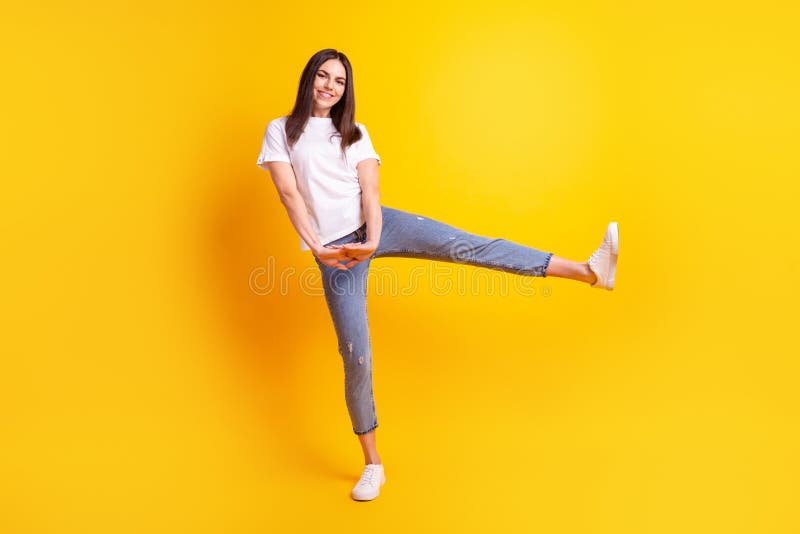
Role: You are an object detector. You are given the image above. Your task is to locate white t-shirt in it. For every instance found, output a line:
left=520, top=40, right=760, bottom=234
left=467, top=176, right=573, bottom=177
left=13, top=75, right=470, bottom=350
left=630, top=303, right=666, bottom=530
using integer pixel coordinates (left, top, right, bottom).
left=257, top=116, right=382, bottom=251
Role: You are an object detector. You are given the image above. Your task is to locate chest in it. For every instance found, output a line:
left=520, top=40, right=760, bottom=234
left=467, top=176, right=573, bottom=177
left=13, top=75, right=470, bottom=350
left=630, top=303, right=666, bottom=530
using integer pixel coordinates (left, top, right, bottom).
left=291, top=128, right=359, bottom=177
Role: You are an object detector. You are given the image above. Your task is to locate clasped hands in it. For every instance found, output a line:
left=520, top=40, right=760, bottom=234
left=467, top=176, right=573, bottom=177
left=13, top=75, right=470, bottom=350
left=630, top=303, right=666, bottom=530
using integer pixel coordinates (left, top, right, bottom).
left=314, top=241, right=378, bottom=270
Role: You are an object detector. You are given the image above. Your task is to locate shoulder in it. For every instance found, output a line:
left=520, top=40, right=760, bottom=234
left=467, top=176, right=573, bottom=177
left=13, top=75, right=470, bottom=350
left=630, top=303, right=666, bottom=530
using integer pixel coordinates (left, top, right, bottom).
left=265, top=116, right=289, bottom=137
left=355, top=121, right=374, bottom=136
left=268, top=115, right=289, bottom=128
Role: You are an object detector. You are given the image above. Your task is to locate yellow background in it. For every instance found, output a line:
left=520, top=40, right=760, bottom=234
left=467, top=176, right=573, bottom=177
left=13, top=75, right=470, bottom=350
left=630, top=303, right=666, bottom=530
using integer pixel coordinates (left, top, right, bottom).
left=2, top=1, right=799, bottom=532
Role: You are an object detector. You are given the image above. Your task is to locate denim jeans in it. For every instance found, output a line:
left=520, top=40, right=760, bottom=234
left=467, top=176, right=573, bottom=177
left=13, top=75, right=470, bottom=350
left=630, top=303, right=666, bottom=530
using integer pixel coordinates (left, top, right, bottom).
left=314, top=205, right=554, bottom=435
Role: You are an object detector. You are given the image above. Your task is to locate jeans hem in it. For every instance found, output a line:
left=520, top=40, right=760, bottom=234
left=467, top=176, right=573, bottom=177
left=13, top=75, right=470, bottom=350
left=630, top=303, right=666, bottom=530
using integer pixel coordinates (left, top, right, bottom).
left=542, top=252, right=554, bottom=278
left=353, top=422, right=378, bottom=435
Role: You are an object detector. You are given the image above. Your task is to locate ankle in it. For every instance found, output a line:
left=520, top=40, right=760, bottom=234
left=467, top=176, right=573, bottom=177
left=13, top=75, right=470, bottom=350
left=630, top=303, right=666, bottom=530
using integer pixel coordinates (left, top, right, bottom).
left=585, top=262, right=598, bottom=285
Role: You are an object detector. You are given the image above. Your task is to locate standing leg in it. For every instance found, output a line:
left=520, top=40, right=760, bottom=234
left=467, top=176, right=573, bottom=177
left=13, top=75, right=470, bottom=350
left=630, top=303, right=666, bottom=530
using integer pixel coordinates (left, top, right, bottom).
left=316, top=228, right=387, bottom=501
left=315, top=226, right=382, bottom=449
left=316, top=250, right=379, bottom=439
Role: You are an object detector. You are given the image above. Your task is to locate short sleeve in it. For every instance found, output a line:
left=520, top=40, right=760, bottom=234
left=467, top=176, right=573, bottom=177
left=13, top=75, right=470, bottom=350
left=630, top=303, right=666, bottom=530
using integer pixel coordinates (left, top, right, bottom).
left=351, top=123, right=382, bottom=167
left=257, top=118, right=291, bottom=170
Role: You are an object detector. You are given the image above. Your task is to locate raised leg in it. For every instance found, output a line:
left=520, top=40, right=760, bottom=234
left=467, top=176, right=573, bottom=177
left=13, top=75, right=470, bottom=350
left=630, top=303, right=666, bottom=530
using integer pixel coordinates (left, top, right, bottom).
left=545, top=256, right=597, bottom=284
left=374, top=205, right=554, bottom=277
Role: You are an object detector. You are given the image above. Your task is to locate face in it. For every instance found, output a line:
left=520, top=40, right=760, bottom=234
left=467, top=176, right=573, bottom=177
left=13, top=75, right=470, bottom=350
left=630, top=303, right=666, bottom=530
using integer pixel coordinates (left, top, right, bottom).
left=312, top=58, right=347, bottom=114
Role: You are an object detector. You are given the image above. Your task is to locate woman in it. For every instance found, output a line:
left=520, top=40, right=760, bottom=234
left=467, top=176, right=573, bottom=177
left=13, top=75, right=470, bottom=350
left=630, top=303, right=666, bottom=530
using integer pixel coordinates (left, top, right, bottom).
left=257, top=48, right=619, bottom=501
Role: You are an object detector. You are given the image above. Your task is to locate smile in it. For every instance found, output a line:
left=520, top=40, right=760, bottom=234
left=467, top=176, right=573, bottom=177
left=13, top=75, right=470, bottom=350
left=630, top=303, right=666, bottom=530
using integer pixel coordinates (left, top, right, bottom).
left=318, top=91, right=334, bottom=99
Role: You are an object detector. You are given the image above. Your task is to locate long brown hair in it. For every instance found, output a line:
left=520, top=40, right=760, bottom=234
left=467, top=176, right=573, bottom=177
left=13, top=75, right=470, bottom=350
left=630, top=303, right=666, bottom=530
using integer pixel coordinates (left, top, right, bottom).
left=284, top=49, right=364, bottom=157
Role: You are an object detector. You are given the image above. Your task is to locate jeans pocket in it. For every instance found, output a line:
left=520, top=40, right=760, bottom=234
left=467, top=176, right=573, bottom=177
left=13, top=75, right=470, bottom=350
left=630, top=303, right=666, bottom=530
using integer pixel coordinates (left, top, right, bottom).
left=324, top=230, right=361, bottom=248
left=354, top=223, right=368, bottom=243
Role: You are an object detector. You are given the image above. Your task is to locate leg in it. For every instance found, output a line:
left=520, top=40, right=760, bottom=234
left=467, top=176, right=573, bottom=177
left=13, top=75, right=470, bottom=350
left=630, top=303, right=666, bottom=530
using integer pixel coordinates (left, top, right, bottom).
left=316, top=230, right=387, bottom=500
left=374, top=205, right=559, bottom=278
left=373, top=205, right=597, bottom=285
left=315, top=229, right=381, bottom=449
left=356, top=429, right=381, bottom=465
left=546, top=256, right=598, bottom=284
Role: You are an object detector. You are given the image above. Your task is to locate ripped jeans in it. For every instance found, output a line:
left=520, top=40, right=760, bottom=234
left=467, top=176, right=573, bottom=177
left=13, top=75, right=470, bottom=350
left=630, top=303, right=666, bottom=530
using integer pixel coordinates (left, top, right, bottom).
left=314, top=205, right=555, bottom=435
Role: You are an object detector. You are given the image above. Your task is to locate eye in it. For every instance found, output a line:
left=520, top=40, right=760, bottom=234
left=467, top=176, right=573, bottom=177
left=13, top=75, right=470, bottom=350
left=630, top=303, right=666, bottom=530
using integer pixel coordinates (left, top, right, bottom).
left=337, top=80, right=345, bottom=86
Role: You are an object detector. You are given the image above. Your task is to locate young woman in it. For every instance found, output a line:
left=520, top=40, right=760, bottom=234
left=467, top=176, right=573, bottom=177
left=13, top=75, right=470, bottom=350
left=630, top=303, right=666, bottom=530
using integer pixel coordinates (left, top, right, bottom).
left=257, top=48, right=619, bottom=501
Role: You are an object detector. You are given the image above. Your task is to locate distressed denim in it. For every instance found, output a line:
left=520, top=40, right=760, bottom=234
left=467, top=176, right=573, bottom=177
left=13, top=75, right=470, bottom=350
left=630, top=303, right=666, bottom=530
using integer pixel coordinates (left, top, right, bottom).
left=314, top=205, right=554, bottom=435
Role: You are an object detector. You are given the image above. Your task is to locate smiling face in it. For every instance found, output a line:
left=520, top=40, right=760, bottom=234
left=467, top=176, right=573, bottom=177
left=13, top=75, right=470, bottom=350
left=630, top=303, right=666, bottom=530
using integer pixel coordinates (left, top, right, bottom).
left=312, top=58, right=347, bottom=117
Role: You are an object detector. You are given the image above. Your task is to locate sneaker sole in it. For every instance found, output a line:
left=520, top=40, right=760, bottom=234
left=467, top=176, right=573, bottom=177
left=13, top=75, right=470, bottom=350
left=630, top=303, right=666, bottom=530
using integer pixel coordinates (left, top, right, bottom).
left=351, top=473, right=386, bottom=501
left=608, top=222, right=619, bottom=255
left=607, top=222, right=618, bottom=290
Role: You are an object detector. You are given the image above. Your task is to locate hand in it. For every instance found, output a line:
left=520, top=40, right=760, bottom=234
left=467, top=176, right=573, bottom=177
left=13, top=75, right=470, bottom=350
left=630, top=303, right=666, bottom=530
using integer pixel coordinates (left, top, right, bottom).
left=313, top=244, right=351, bottom=270
left=339, top=241, right=378, bottom=268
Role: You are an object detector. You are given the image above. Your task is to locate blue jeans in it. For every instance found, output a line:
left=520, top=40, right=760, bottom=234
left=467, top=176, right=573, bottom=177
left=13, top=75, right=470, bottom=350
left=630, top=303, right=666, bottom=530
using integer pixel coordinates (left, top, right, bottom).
left=314, top=205, right=554, bottom=435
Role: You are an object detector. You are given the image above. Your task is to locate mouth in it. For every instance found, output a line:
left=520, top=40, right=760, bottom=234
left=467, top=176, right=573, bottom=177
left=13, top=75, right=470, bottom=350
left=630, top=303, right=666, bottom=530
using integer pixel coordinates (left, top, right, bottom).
left=318, top=90, right=334, bottom=100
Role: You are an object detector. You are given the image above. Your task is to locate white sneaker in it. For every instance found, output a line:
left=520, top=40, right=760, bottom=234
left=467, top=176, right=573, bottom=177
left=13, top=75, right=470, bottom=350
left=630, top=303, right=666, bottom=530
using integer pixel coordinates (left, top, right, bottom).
left=587, top=222, right=619, bottom=290
left=351, top=463, right=386, bottom=501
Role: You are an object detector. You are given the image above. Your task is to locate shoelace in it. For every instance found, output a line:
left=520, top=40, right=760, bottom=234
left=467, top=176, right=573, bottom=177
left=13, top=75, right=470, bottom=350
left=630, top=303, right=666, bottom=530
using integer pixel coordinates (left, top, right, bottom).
left=356, top=467, right=379, bottom=487
left=590, top=236, right=612, bottom=261
left=589, top=243, right=610, bottom=282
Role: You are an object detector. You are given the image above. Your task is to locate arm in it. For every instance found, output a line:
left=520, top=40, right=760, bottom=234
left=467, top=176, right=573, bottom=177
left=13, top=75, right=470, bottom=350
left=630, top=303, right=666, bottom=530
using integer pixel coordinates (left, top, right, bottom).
left=266, top=161, right=323, bottom=252
left=266, top=161, right=348, bottom=269
left=340, top=158, right=382, bottom=267
left=358, top=158, right=382, bottom=246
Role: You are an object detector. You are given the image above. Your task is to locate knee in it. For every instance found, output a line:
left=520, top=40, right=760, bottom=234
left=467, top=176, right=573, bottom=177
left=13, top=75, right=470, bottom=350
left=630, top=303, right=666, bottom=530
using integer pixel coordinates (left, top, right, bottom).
left=340, top=339, right=372, bottom=370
